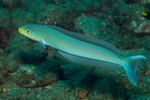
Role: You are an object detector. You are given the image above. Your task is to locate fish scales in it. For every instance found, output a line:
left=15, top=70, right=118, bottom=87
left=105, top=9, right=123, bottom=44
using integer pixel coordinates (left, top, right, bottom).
left=18, top=24, right=147, bottom=86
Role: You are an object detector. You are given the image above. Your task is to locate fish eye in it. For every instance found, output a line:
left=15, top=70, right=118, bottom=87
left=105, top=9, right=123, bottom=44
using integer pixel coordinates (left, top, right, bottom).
left=27, top=29, right=31, bottom=33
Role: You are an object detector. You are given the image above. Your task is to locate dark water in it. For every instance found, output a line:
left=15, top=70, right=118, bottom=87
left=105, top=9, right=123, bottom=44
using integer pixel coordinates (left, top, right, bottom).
left=0, top=0, right=150, bottom=99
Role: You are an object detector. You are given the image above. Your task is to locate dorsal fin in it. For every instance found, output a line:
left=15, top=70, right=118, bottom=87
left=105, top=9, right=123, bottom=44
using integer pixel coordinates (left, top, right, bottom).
left=48, top=25, right=120, bottom=55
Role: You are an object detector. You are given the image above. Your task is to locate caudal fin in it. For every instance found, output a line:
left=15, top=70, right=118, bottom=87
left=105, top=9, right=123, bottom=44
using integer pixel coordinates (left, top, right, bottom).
left=123, top=55, right=147, bottom=86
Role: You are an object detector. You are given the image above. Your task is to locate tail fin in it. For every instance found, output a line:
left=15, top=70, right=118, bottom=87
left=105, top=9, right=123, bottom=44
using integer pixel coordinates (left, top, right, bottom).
left=123, top=55, right=147, bottom=86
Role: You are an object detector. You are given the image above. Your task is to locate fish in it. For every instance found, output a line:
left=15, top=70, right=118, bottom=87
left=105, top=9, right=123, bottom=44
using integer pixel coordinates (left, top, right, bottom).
left=18, top=24, right=147, bottom=86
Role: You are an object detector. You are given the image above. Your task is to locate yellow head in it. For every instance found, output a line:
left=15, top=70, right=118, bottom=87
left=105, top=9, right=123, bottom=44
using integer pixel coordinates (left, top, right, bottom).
left=18, top=24, right=42, bottom=41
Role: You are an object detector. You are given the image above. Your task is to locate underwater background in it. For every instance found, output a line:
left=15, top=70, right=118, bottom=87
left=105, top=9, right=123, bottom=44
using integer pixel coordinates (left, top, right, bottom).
left=0, top=0, right=150, bottom=99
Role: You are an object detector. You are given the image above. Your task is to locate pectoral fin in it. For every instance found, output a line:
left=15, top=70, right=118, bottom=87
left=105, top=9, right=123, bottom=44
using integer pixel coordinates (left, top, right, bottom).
left=38, top=39, right=46, bottom=49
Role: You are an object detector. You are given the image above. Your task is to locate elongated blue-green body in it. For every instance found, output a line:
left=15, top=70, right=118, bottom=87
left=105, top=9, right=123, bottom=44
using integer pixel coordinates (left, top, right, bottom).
left=18, top=24, right=146, bottom=86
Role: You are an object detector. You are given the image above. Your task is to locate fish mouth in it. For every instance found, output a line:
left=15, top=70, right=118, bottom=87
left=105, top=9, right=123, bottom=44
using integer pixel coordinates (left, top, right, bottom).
left=18, top=27, right=27, bottom=36
left=18, top=27, right=24, bottom=34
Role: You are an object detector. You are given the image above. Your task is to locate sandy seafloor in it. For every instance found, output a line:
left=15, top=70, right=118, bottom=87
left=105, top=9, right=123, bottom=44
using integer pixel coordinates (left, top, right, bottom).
left=0, top=0, right=150, bottom=99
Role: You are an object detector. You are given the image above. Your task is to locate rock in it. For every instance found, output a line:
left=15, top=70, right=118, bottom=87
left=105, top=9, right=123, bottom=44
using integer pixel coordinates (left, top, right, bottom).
left=33, top=81, right=76, bottom=100
left=36, top=5, right=72, bottom=26
left=6, top=33, right=47, bottom=64
left=0, top=30, right=9, bottom=48
left=113, top=3, right=149, bottom=34
left=60, top=64, right=89, bottom=83
left=0, top=86, right=3, bottom=94
left=11, top=9, right=35, bottom=28
left=138, top=22, right=150, bottom=34
left=122, top=48, right=149, bottom=59
left=0, top=68, right=8, bottom=85
left=0, top=7, right=11, bottom=30
left=9, top=59, right=62, bottom=88
left=19, top=44, right=47, bottom=64
left=142, top=36, right=150, bottom=50
left=1, top=0, right=21, bottom=9
left=75, top=16, right=101, bottom=37
left=5, top=34, right=30, bottom=53
left=71, top=0, right=101, bottom=12
left=130, top=95, right=150, bottom=100
left=77, top=89, right=90, bottom=99
left=22, top=0, right=47, bottom=14
left=0, top=82, right=29, bottom=99
left=0, top=54, right=18, bottom=82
